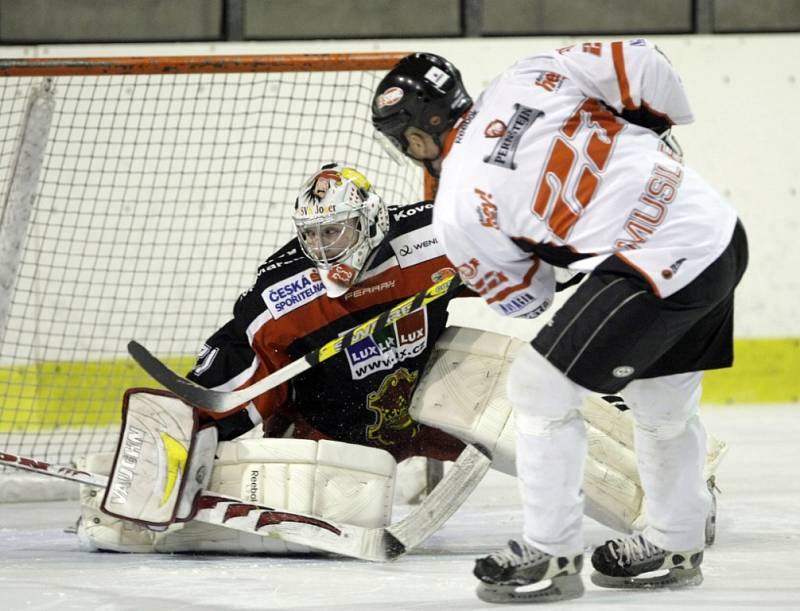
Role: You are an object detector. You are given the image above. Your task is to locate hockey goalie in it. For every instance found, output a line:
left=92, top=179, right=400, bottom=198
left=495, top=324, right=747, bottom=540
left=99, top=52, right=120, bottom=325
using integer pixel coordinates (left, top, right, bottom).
left=77, top=164, right=726, bottom=556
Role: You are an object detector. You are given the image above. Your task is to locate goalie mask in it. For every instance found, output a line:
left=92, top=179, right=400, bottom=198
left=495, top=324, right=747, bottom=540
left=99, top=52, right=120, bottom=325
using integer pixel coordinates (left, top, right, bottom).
left=293, top=164, right=389, bottom=298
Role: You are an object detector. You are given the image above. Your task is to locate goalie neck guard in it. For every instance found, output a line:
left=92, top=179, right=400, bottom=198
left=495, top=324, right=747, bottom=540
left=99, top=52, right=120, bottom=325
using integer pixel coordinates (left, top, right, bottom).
left=293, top=163, right=389, bottom=298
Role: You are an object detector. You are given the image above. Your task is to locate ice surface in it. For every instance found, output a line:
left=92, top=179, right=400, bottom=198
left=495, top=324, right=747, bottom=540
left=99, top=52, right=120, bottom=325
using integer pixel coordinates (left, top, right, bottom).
left=1, top=404, right=798, bottom=610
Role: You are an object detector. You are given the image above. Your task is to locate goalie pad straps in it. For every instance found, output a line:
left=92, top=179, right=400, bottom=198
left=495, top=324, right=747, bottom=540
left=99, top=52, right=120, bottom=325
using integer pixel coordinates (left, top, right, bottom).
left=175, top=425, right=217, bottom=522
left=102, top=389, right=216, bottom=528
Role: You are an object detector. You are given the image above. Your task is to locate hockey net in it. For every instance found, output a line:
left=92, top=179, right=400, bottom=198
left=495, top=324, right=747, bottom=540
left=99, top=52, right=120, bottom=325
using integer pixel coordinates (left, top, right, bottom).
left=0, top=53, right=424, bottom=501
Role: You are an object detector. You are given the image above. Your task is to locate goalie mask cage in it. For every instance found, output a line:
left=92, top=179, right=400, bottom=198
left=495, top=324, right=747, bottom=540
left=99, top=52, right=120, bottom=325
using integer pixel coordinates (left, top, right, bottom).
left=0, top=53, right=424, bottom=501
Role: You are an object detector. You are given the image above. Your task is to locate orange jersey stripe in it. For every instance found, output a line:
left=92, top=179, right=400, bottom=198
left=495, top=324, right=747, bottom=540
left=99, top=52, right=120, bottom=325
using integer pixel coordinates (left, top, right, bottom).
left=611, top=41, right=636, bottom=111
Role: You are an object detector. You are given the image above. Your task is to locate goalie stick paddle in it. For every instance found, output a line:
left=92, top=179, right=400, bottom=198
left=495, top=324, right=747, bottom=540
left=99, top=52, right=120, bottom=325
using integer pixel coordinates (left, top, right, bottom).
left=0, top=442, right=490, bottom=562
left=128, top=273, right=461, bottom=411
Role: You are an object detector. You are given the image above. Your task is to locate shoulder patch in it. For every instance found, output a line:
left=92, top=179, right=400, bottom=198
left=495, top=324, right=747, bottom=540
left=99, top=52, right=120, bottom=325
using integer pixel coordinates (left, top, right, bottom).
left=389, top=201, right=434, bottom=224
left=262, top=268, right=324, bottom=319
left=390, top=224, right=442, bottom=268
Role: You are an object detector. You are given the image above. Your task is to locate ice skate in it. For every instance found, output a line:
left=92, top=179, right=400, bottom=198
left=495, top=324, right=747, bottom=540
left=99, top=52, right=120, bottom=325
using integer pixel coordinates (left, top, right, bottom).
left=591, top=533, right=703, bottom=589
left=474, top=539, right=584, bottom=604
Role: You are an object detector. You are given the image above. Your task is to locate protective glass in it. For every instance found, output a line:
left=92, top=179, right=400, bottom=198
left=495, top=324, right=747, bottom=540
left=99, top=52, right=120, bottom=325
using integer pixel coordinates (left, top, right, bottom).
left=294, top=212, right=364, bottom=268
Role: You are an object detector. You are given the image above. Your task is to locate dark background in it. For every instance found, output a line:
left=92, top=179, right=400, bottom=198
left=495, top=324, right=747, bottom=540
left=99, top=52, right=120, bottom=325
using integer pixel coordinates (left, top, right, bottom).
left=1, top=0, right=798, bottom=44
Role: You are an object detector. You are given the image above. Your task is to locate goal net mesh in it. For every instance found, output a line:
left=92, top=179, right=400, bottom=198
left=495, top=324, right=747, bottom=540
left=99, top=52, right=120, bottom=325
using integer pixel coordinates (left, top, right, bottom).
left=0, top=55, right=422, bottom=489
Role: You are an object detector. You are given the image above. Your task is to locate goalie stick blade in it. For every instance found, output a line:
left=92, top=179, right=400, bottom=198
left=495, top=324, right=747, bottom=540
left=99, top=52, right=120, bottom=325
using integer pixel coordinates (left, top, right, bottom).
left=126, top=340, right=232, bottom=409
left=385, top=444, right=491, bottom=555
left=127, top=340, right=310, bottom=411
left=0, top=450, right=108, bottom=488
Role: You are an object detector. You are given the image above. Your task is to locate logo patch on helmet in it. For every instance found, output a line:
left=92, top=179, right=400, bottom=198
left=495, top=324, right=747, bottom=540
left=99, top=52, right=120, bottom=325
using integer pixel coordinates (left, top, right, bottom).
left=423, top=66, right=450, bottom=90
left=377, top=86, right=404, bottom=109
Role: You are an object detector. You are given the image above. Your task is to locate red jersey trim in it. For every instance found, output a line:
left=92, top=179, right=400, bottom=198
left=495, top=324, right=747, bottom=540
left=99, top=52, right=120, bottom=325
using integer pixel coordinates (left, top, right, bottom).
left=486, top=258, right=541, bottom=304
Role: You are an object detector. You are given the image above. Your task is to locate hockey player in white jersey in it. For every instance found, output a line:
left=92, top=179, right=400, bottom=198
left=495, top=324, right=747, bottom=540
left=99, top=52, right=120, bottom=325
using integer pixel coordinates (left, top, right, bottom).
left=373, top=40, right=748, bottom=602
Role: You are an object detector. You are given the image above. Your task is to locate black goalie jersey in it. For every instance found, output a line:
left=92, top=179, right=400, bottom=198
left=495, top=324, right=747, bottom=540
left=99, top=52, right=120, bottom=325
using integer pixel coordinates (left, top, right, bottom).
left=187, top=201, right=468, bottom=459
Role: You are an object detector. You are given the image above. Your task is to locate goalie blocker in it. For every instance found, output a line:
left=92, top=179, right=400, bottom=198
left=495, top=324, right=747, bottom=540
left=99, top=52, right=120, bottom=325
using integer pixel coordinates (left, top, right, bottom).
left=80, top=327, right=726, bottom=553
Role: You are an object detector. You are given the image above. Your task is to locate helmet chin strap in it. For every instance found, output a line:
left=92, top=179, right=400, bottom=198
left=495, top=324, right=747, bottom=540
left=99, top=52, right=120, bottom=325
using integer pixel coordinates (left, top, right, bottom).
left=422, top=159, right=440, bottom=179
left=417, top=134, right=444, bottom=179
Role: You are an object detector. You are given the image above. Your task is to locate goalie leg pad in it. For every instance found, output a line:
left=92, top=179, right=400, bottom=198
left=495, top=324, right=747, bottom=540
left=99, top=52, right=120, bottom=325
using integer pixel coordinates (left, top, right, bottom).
left=156, top=438, right=397, bottom=554
left=209, top=438, right=397, bottom=528
left=79, top=438, right=397, bottom=554
left=410, top=326, right=522, bottom=475
left=77, top=452, right=159, bottom=553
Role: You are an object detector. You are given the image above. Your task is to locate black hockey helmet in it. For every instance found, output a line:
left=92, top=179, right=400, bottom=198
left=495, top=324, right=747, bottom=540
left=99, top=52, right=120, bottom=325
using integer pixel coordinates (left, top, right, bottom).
left=371, top=52, right=472, bottom=156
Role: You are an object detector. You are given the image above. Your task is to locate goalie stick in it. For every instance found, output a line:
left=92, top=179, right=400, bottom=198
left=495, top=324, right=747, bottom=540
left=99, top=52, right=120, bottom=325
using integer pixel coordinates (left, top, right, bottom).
left=0, top=441, right=490, bottom=561
left=128, top=273, right=461, bottom=411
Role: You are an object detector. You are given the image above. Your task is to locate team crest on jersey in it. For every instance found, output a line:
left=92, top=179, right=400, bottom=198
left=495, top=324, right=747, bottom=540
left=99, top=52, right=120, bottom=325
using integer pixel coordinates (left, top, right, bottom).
left=457, top=258, right=480, bottom=281
left=483, top=104, right=543, bottom=170
left=534, top=71, right=565, bottom=93
left=457, top=258, right=509, bottom=297
left=484, top=120, right=507, bottom=138
left=474, top=188, right=499, bottom=229
left=345, top=309, right=428, bottom=380
left=263, top=268, right=324, bottom=319
left=366, top=367, right=420, bottom=446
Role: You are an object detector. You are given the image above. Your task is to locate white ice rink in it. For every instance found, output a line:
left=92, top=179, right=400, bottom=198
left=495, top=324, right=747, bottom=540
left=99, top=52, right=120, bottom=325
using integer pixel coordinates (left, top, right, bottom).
left=2, top=404, right=798, bottom=610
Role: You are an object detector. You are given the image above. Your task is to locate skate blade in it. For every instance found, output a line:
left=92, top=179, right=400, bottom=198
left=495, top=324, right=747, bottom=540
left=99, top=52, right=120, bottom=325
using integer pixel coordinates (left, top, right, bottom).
left=476, top=574, right=584, bottom=604
left=591, top=566, right=703, bottom=590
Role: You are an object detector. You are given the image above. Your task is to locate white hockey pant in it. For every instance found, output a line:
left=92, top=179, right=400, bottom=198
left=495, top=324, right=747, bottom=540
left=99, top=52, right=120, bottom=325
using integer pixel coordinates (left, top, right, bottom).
left=507, top=344, right=590, bottom=557
left=625, top=371, right=712, bottom=551
left=508, top=344, right=711, bottom=555
left=408, top=326, right=726, bottom=542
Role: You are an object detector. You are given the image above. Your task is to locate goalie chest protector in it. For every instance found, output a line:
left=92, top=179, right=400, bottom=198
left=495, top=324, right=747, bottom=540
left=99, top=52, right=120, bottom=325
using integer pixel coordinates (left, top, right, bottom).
left=190, top=202, right=461, bottom=451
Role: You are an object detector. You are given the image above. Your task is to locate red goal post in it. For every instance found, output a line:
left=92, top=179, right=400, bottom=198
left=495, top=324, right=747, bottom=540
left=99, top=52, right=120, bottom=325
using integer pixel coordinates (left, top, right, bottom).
left=0, top=52, right=403, bottom=76
left=0, top=52, right=427, bottom=500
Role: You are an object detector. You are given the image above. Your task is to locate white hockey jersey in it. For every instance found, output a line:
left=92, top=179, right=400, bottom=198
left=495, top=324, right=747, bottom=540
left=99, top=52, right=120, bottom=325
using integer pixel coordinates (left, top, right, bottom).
left=434, top=39, right=738, bottom=319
